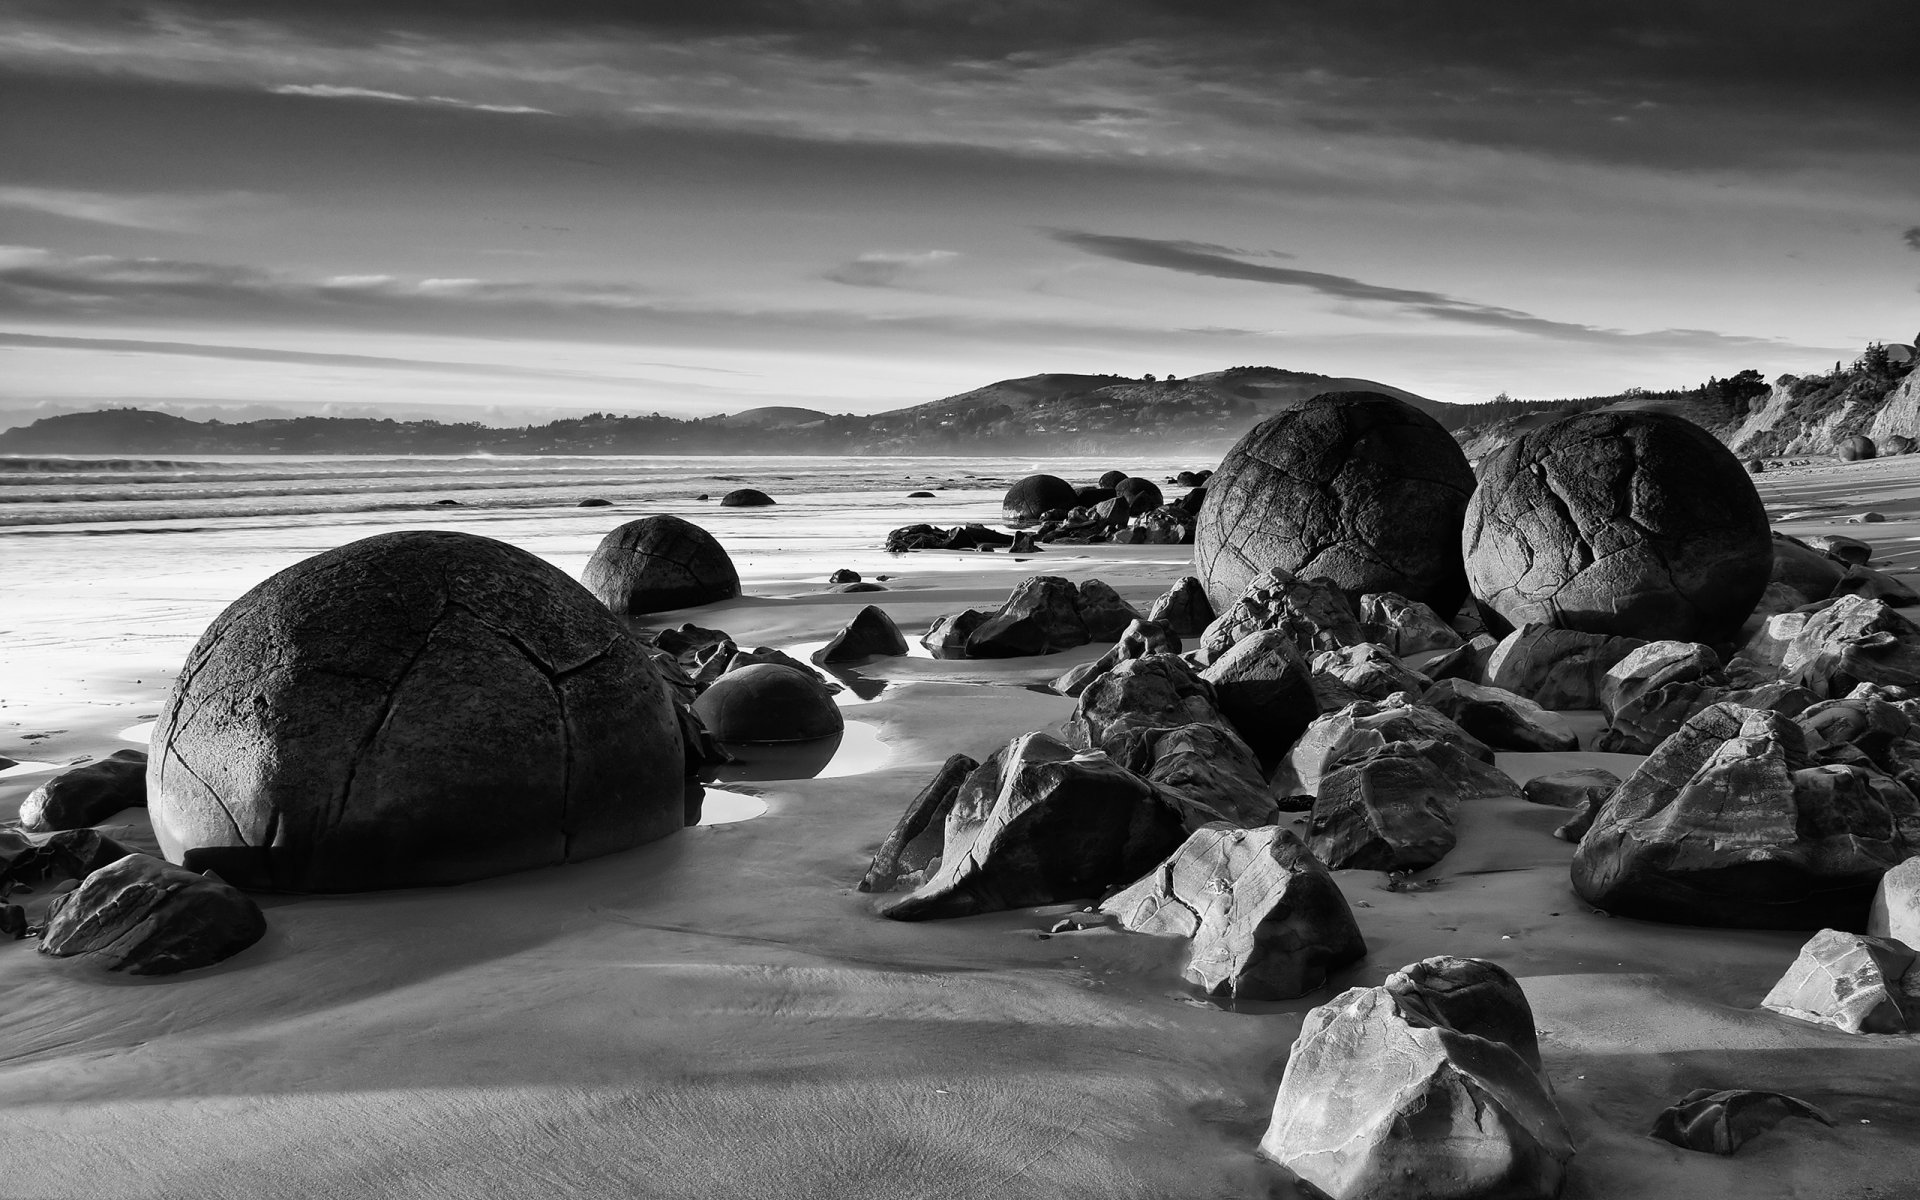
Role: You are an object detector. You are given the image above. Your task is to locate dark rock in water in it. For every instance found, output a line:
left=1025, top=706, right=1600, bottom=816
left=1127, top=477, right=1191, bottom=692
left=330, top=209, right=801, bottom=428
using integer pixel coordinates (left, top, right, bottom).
left=1465, top=410, right=1771, bottom=643
left=583, top=515, right=741, bottom=617
left=1308, top=742, right=1459, bottom=872
left=1010, top=530, right=1040, bottom=554
left=1871, top=856, right=1920, bottom=945
left=1195, top=392, right=1476, bottom=615
left=19, top=749, right=147, bottom=832
left=1311, top=643, right=1431, bottom=703
left=39, top=853, right=266, bottom=975
left=1076, top=579, right=1144, bottom=642
left=149, top=531, right=686, bottom=892
left=1003, top=474, right=1078, bottom=524
left=1523, top=768, right=1619, bottom=811
left=695, top=493, right=710, bottom=501
left=1807, top=534, right=1872, bottom=565
left=1101, top=824, right=1365, bottom=1000
left=829, top=581, right=887, bottom=593
left=1052, top=618, right=1180, bottom=698
left=1064, top=655, right=1224, bottom=752
left=859, top=753, right=978, bottom=893
left=829, top=568, right=861, bottom=584
left=1384, top=956, right=1545, bottom=1076
left=1102, top=721, right=1276, bottom=829
left=693, top=663, right=842, bottom=742
left=907, top=491, right=935, bottom=498
left=921, top=608, right=991, bottom=658
left=1277, top=694, right=1493, bottom=797
left=1147, top=576, right=1215, bottom=638
left=1784, top=595, right=1920, bottom=697
left=1175, top=470, right=1201, bottom=486
left=818, top=605, right=908, bottom=663
left=1771, top=532, right=1848, bottom=605
left=1486, top=624, right=1646, bottom=710
left=720, top=488, right=776, bottom=507
left=1571, top=703, right=1920, bottom=928
left=1833, top=563, right=1920, bottom=606
left=1260, top=971, right=1573, bottom=1200
left=1761, top=927, right=1917, bottom=1034
left=1421, top=678, right=1578, bottom=752
left=1115, top=477, right=1163, bottom=514
left=880, top=732, right=1187, bottom=920
left=431, top=498, right=461, bottom=506
left=1857, top=511, right=1888, bottom=523
left=724, top=645, right=833, bottom=690
left=1199, top=566, right=1366, bottom=662
left=1098, top=469, right=1130, bottom=489
left=577, top=497, right=613, bottom=507
left=1359, top=592, right=1464, bottom=658
left=1198, top=630, right=1320, bottom=768
left=1650, top=1088, right=1832, bottom=1155
left=1839, top=434, right=1876, bottom=461
left=965, top=575, right=1090, bottom=658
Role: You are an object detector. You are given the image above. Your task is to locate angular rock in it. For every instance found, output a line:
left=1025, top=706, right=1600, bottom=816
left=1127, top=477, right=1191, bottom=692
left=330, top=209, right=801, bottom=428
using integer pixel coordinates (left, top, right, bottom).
left=818, top=605, right=908, bottom=663
left=880, top=733, right=1188, bottom=920
left=1359, top=592, right=1465, bottom=657
left=39, top=853, right=266, bottom=975
left=1421, top=633, right=1498, bottom=684
left=965, top=576, right=1091, bottom=658
left=1522, top=768, right=1620, bottom=810
left=1101, top=722, right=1277, bottom=829
left=1594, top=640, right=1729, bottom=754
left=1198, top=629, right=1320, bottom=768
left=1198, top=566, right=1366, bottom=662
left=1064, top=655, right=1225, bottom=753
left=1100, top=824, right=1365, bottom=1000
left=1311, top=643, right=1431, bottom=703
left=1870, top=856, right=1920, bottom=945
left=921, top=608, right=990, bottom=659
left=692, top=663, right=843, bottom=742
left=1486, top=624, right=1646, bottom=710
left=582, top=515, right=741, bottom=616
left=1147, top=576, right=1215, bottom=638
left=1601, top=641, right=1722, bottom=721
left=1308, top=742, right=1459, bottom=872
left=1834, top=563, right=1920, bottom=606
left=1421, top=678, right=1578, bottom=752
left=858, top=753, right=979, bottom=893
left=1076, top=579, right=1145, bottom=642
left=1384, top=956, right=1545, bottom=1076
left=1276, top=695, right=1493, bottom=798
left=1784, top=594, right=1920, bottom=698
left=1761, top=927, right=1916, bottom=1034
left=1649, top=1088, right=1833, bottom=1155
left=1808, top=534, right=1873, bottom=566
left=19, top=749, right=148, bottom=832
left=1771, top=532, right=1850, bottom=606
left=1052, top=618, right=1181, bottom=699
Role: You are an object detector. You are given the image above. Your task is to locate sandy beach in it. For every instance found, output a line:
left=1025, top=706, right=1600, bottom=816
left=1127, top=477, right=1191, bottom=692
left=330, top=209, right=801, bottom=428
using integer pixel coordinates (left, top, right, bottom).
left=4, top=453, right=1920, bottom=1199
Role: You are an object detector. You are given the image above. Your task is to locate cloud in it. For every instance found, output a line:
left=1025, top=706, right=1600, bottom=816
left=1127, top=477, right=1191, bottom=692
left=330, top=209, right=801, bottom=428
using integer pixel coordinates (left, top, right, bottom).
left=0, top=185, right=258, bottom=230
left=268, top=84, right=549, bottom=114
left=1049, top=229, right=1785, bottom=351
left=1905, top=226, right=1920, bottom=252
left=823, top=249, right=958, bottom=288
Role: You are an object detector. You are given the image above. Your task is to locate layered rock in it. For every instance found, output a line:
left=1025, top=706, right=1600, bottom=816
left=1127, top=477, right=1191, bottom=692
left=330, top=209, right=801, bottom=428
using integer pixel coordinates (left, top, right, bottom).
left=1198, top=566, right=1367, bottom=662
left=1870, top=856, right=1920, bottom=945
left=1100, top=722, right=1278, bottom=829
left=1760, top=928, right=1917, bottom=1034
left=1359, top=592, right=1464, bottom=658
left=1485, top=624, right=1646, bottom=710
left=858, top=753, right=978, bottom=893
left=39, top=853, right=266, bottom=975
left=1308, top=742, right=1460, bottom=872
left=1784, top=595, right=1920, bottom=697
left=1421, top=678, right=1579, bottom=753
left=1063, top=655, right=1225, bottom=753
left=1276, top=695, right=1493, bottom=798
left=1311, top=643, right=1432, bottom=703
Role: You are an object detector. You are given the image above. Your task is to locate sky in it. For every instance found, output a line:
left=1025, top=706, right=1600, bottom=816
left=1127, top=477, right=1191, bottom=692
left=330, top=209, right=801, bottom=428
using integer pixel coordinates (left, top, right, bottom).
left=2, top=0, right=1918, bottom=425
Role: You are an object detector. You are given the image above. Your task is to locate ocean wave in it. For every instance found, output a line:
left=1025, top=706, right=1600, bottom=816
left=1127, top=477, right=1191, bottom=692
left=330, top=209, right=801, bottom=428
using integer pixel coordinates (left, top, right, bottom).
left=0, top=457, right=217, bottom=473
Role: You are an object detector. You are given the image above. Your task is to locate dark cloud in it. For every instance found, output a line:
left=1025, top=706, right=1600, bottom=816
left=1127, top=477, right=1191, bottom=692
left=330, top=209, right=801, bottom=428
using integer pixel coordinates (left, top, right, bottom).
left=1905, top=226, right=1920, bottom=252
left=823, top=250, right=958, bottom=288
left=1050, top=229, right=1784, bottom=352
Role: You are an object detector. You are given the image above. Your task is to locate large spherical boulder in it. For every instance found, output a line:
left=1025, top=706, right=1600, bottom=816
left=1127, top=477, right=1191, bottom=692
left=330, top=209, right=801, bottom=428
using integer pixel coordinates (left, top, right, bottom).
left=1464, top=411, right=1770, bottom=644
left=148, top=531, right=687, bottom=892
left=1003, top=474, right=1078, bottom=524
left=1838, top=435, right=1876, bottom=462
left=581, top=515, right=740, bottom=617
left=1194, top=392, right=1476, bottom=613
left=692, top=663, right=843, bottom=742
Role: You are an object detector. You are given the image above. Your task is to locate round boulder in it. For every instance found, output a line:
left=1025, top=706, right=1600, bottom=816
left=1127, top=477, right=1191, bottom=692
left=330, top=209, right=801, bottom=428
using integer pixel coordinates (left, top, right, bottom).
left=720, top=488, right=776, bottom=507
left=693, top=663, right=843, bottom=742
left=1115, top=477, right=1164, bottom=513
left=581, top=515, right=740, bottom=617
left=1746, top=459, right=1765, bottom=474
left=1839, top=435, right=1876, bottom=462
left=1003, top=474, right=1078, bottom=524
left=1464, top=410, right=1770, bottom=643
left=1886, top=435, right=1916, bottom=456
left=1194, top=392, right=1476, bottom=613
left=1098, top=469, right=1130, bottom=489
left=148, top=531, right=687, bottom=892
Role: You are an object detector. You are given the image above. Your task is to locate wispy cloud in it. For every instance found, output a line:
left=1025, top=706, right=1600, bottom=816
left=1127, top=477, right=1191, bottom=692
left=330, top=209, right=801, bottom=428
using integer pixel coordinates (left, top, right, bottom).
left=824, top=249, right=958, bottom=288
left=0, top=185, right=259, bottom=230
left=268, top=84, right=549, bottom=115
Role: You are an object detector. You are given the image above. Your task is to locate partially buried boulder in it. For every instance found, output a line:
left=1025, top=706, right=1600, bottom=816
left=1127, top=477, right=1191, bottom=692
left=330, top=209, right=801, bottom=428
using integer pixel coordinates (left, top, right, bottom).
left=719, top=488, right=775, bottom=507
left=1421, top=678, right=1578, bottom=753
left=1146, top=576, right=1215, bottom=638
left=39, top=853, right=266, bottom=975
left=1650, top=1089, right=1833, bottom=1155
left=1486, top=624, right=1646, bottom=710
left=1098, top=469, right=1129, bottom=489
left=19, top=749, right=147, bottom=832
left=1839, top=434, right=1876, bottom=462
left=818, top=605, right=907, bottom=663
left=965, top=575, right=1090, bottom=657
left=1308, top=741, right=1460, bottom=872
left=920, top=608, right=990, bottom=659
left=858, top=753, right=978, bottom=893
left=1761, top=927, right=1916, bottom=1034
left=1523, top=768, right=1619, bottom=810
left=581, top=514, right=741, bottom=616
left=1199, top=630, right=1320, bottom=768
left=1464, top=410, right=1772, bottom=643
left=693, top=663, right=842, bottom=742
left=1194, top=392, right=1476, bottom=615
left=149, top=531, right=687, bottom=892
left=1100, top=824, right=1365, bottom=1000
left=1003, top=474, right=1078, bottom=524
left=1114, top=477, right=1163, bottom=514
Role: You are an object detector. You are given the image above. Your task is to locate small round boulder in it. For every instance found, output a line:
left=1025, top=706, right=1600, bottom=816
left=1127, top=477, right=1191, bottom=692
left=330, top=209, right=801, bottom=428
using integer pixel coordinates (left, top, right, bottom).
left=1746, top=459, right=1765, bottom=474
left=1098, top=469, right=1130, bottom=489
left=1115, top=477, right=1163, bottom=513
left=1464, top=410, right=1770, bottom=643
left=148, top=531, right=687, bottom=892
left=1194, top=392, right=1476, bottom=613
left=582, top=515, right=741, bottom=616
left=692, top=664, right=843, bottom=742
left=1839, top=435, right=1876, bottom=462
left=1003, top=474, right=1078, bottom=524
left=721, top=488, right=776, bottom=507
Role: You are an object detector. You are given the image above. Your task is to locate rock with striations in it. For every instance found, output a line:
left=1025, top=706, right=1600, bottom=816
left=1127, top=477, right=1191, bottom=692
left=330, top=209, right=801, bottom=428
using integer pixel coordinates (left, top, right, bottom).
left=1076, top=579, right=1145, bottom=642
left=1464, top=410, right=1772, bottom=643
left=1198, top=629, right=1321, bottom=769
left=1311, top=643, right=1432, bottom=703
left=1421, top=678, right=1579, bottom=752
left=19, top=749, right=148, bottom=832
left=965, top=575, right=1091, bottom=658
left=1260, top=972, right=1573, bottom=1200
left=1277, top=694, right=1493, bottom=798
left=1147, top=576, right=1215, bottom=638
left=693, top=663, right=842, bottom=742
left=1594, top=640, right=1729, bottom=754
left=1100, top=721, right=1278, bottom=829
left=1421, top=633, right=1499, bottom=684
left=1838, top=434, right=1877, bottom=461
left=1195, top=391, right=1476, bottom=616
left=858, top=753, right=979, bottom=893
left=1523, top=767, right=1620, bottom=811
left=1384, top=956, right=1546, bottom=1076
left=1053, top=618, right=1180, bottom=699
left=1649, top=1088, right=1833, bottom=1155
left=148, top=531, right=687, bottom=892
left=880, top=733, right=1188, bottom=920
left=1359, top=592, right=1464, bottom=658
left=1486, top=624, right=1646, bottom=710
left=1064, top=655, right=1225, bottom=753
left=1761, top=927, right=1916, bottom=1034
left=1869, top=856, right=1920, bottom=945
left=818, top=605, right=908, bottom=663
left=1101, top=824, right=1365, bottom=1000
left=1783, top=594, right=1920, bottom=698
left=39, top=853, right=266, bottom=975
left=1572, top=703, right=1920, bottom=927
left=719, top=488, right=776, bottom=507
left=920, top=608, right=990, bottom=659
left=1198, top=566, right=1366, bottom=662
left=1308, top=741, right=1461, bottom=872
left=1003, top=474, right=1079, bottom=524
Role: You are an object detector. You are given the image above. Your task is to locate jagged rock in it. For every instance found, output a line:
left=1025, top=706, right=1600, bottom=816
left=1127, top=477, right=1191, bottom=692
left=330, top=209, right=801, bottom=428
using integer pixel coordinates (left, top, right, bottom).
left=1421, top=679, right=1578, bottom=752
left=1486, top=624, right=1646, bottom=710
left=1260, top=977, right=1573, bottom=1200
left=1593, top=640, right=1726, bottom=754
left=19, top=749, right=148, bottom=832
left=1808, top=534, right=1873, bottom=566
left=1064, top=655, right=1225, bottom=752
left=1465, top=410, right=1771, bottom=643
left=1523, top=768, right=1620, bottom=810
left=1076, top=579, right=1144, bottom=642
left=1839, top=434, right=1877, bottom=461
left=1052, top=619, right=1180, bottom=698
left=149, top=531, right=686, bottom=892
left=1384, top=956, right=1545, bottom=1076
left=1311, top=643, right=1431, bottom=703
left=1146, top=576, right=1215, bottom=638
left=1650, top=1088, right=1833, bottom=1155
left=829, top=568, right=862, bottom=583
left=1761, top=928, right=1916, bottom=1034
left=1100, top=824, right=1365, bottom=1000
left=881, top=733, right=1187, bottom=920
left=1421, top=633, right=1498, bottom=684
left=1309, top=742, right=1460, bottom=872
left=1195, top=391, right=1476, bottom=615
left=1101, top=722, right=1277, bottom=829
left=818, top=605, right=908, bottom=663
left=1276, top=695, right=1493, bottom=798
left=582, top=515, right=741, bottom=616
left=1834, top=563, right=1920, bottom=606
left=858, top=753, right=979, bottom=893
left=965, top=575, right=1091, bottom=658
left=884, top=523, right=1013, bottom=552
left=1359, top=592, right=1464, bottom=657
left=693, top=663, right=843, bottom=742
left=1869, top=857, right=1920, bottom=945
left=1130, top=507, right=1193, bottom=545
left=719, top=488, right=775, bottom=507
left=1771, top=532, right=1848, bottom=605
left=1783, top=594, right=1920, bottom=697
left=39, top=853, right=266, bottom=975
left=1198, top=629, right=1320, bottom=768
left=921, top=609, right=990, bottom=658
left=1198, top=566, right=1366, bottom=662
left=1003, top=474, right=1078, bottom=524
left=1572, top=703, right=1920, bottom=927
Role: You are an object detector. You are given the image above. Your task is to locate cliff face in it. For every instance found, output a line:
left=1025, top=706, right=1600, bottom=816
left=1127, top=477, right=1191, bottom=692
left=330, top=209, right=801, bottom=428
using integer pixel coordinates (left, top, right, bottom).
left=1722, top=370, right=1920, bottom=457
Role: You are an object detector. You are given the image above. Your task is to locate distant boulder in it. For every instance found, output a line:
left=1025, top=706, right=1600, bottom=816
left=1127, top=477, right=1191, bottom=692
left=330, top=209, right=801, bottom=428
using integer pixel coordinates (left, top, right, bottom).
left=1003, top=474, right=1078, bottom=524
left=1885, top=435, right=1916, bottom=456
left=693, top=663, right=842, bottom=742
left=1097, top=469, right=1130, bottom=489
left=720, top=488, right=775, bottom=507
left=818, top=605, right=908, bottom=663
left=1747, top=459, right=1765, bottom=474
left=1838, top=435, right=1877, bottom=462
left=829, top=568, right=862, bottom=583
left=965, top=575, right=1090, bottom=657
left=582, top=515, right=741, bottom=616
left=577, top=497, right=613, bottom=507
left=1114, top=477, right=1163, bottom=514
left=907, top=491, right=935, bottom=498
left=20, top=749, right=147, bottom=832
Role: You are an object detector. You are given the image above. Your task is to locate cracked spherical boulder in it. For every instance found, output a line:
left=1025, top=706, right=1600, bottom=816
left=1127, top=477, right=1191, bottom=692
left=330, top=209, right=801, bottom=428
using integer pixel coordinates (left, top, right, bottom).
left=1465, top=411, right=1771, bottom=644
left=692, top=663, right=843, bottom=742
left=148, top=531, right=688, bottom=892
left=581, top=515, right=741, bottom=617
left=1193, top=392, right=1476, bottom=615
left=1002, top=474, right=1078, bottom=524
